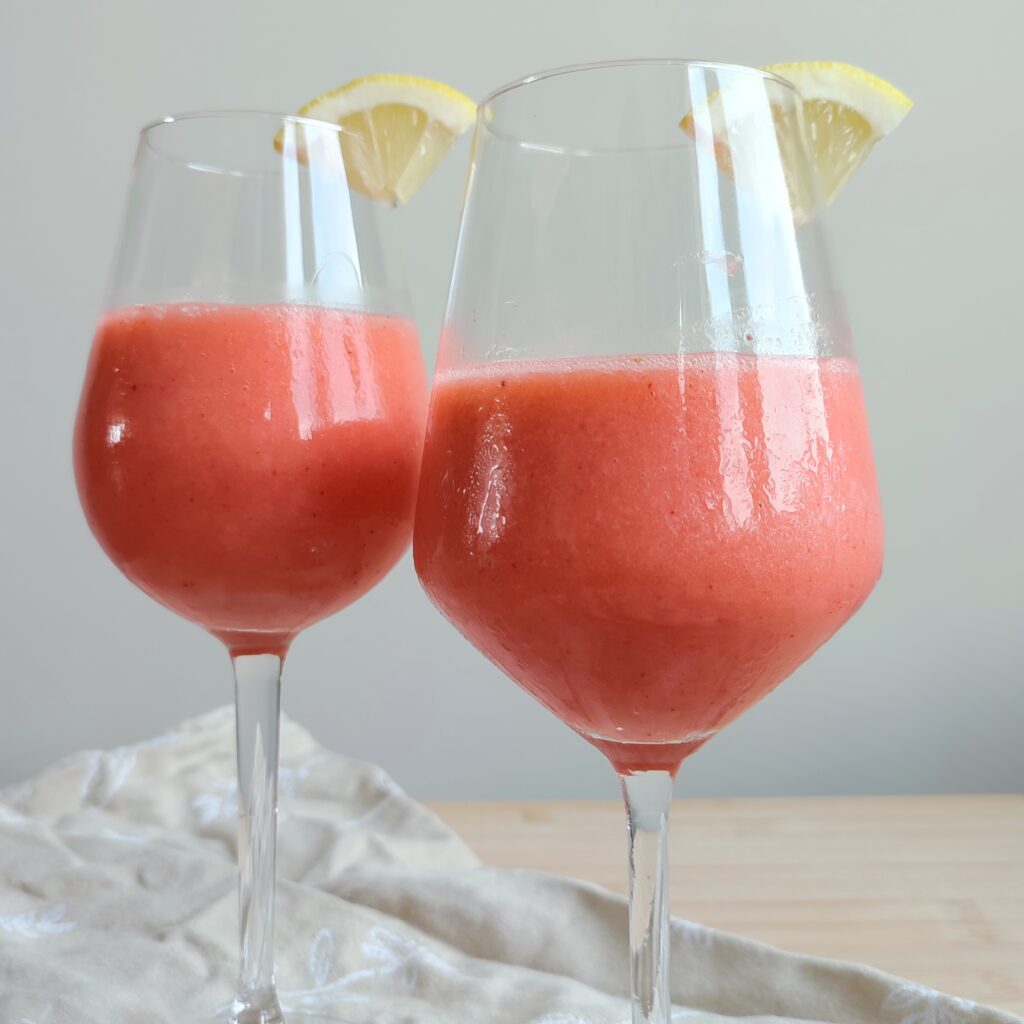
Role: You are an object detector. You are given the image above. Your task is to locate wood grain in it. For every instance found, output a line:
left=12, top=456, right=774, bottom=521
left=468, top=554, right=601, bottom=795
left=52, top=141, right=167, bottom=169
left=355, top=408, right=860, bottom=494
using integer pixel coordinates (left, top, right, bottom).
left=430, top=795, right=1024, bottom=1016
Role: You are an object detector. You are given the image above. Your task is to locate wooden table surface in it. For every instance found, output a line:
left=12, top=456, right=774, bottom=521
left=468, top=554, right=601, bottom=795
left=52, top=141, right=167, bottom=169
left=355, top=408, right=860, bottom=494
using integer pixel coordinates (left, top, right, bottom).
left=430, top=795, right=1024, bottom=1017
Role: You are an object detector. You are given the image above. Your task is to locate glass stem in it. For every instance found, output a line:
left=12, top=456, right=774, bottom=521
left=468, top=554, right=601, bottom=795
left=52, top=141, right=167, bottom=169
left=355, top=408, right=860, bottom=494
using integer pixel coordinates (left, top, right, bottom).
left=620, top=770, right=673, bottom=1024
left=231, top=653, right=285, bottom=1024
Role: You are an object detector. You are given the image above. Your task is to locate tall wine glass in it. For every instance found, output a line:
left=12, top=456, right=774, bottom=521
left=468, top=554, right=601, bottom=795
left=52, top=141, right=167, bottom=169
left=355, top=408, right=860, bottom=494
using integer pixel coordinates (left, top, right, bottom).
left=74, top=112, right=427, bottom=1022
left=414, top=61, right=883, bottom=1022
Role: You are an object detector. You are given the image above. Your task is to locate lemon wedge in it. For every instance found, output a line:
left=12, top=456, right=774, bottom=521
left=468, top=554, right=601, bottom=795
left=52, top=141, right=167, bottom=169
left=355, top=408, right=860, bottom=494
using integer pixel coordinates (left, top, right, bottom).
left=681, top=62, right=912, bottom=215
left=289, top=74, right=477, bottom=205
left=761, top=62, right=912, bottom=203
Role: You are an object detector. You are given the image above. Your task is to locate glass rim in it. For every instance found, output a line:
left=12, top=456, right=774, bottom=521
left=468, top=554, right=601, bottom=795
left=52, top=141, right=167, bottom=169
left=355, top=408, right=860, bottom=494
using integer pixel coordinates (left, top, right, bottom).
left=139, top=109, right=351, bottom=140
left=476, top=59, right=801, bottom=154
left=136, top=110, right=356, bottom=178
left=480, top=57, right=798, bottom=110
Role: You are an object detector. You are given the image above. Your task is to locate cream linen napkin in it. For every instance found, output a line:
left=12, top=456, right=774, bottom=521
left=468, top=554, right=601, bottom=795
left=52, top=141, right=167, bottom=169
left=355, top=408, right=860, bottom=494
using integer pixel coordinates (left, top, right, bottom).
left=0, top=709, right=1017, bottom=1024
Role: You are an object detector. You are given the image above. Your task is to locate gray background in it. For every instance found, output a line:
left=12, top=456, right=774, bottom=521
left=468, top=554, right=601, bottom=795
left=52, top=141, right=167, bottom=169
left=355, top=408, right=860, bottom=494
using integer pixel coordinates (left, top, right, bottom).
left=2, top=0, right=1021, bottom=799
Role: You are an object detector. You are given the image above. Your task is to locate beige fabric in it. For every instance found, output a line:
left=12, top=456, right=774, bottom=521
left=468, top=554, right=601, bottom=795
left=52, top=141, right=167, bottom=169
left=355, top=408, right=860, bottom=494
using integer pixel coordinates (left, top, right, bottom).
left=0, top=709, right=1017, bottom=1024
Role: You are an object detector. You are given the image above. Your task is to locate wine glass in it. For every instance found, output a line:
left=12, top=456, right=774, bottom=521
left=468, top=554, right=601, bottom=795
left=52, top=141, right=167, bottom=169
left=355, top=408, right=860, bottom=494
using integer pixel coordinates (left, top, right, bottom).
left=74, top=112, right=427, bottom=1022
left=414, top=60, right=883, bottom=1022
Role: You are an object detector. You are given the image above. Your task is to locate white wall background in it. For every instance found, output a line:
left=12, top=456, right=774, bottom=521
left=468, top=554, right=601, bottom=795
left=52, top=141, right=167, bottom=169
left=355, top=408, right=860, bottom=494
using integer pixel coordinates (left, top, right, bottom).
left=1, top=0, right=1021, bottom=800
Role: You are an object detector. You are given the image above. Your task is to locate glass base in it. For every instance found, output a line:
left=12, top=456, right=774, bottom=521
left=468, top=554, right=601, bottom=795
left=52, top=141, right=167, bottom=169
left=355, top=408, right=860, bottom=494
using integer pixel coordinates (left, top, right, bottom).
left=192, top=992, right=362, bottom=1024
left=194, top=1014, right=360, bottom=1024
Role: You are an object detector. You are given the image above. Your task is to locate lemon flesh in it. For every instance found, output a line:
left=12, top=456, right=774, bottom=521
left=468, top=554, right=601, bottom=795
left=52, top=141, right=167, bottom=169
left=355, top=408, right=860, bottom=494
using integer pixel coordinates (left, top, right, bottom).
left=681, top=62, right=912, bottom=215
left=763, top=62, right=912, bottom=204
left=292, top=74, right=476, bottom=205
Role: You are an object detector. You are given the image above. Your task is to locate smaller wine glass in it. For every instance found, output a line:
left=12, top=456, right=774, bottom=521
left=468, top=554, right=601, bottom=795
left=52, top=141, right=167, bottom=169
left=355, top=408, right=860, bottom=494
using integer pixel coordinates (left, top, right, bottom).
left=74, top=112, right=427, bottom=1022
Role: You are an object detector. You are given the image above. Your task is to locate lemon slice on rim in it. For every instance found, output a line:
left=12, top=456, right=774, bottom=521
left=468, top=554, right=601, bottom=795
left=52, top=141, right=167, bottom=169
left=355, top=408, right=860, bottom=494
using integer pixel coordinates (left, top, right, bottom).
left=288, top=74, right=477, bottom=205
left=761, top=62, right=913, bottom=203
left=681, top=62, right=912, bottom=214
